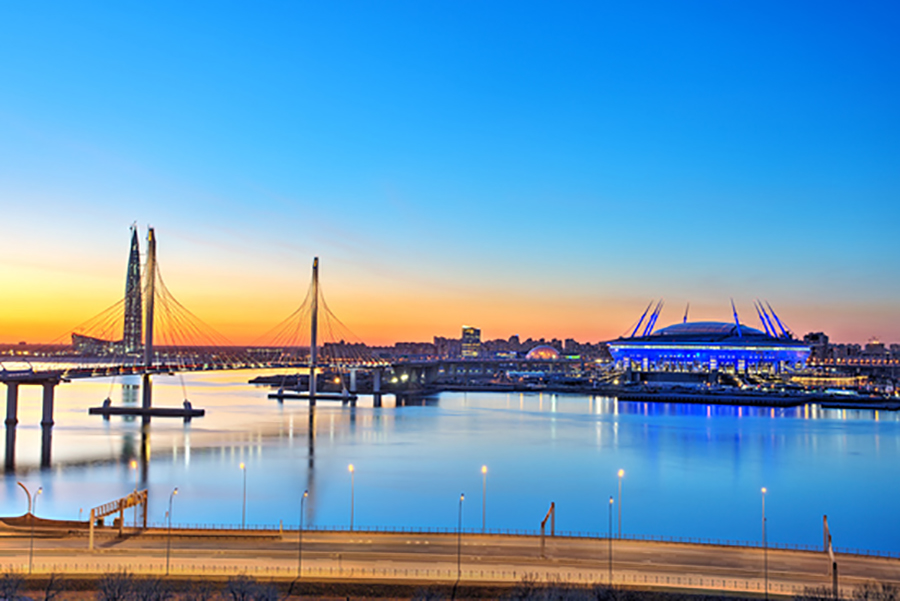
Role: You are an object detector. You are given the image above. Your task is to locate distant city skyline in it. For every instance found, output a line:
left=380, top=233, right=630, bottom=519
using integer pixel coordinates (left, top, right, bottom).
left=1, top=2, right=898, bottom=345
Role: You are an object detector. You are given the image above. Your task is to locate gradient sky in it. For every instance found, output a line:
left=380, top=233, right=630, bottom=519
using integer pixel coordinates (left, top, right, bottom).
left=1, top=1, right=898, bottom=346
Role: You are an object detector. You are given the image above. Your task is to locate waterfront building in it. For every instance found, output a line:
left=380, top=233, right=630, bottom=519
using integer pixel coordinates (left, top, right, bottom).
left=803, top=332, right=829, bottom=360
left=461, top=326, right=481, bottom=358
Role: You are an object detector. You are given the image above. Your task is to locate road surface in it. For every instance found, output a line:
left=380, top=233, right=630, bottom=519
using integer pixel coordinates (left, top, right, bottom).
left=1, top=525, right=897, bottom=597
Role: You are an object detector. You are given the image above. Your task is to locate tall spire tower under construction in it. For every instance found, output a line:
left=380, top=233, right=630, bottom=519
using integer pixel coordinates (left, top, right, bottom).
left=123, top=224, right=143, bottom=354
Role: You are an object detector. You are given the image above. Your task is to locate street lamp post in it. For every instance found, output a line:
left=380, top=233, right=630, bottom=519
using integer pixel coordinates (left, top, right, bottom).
left=762, top=487, right=768, bottom=600
left=166, top=487, right=178, bottom=576
left=16, top=481, right=33, bottom=514
left=348, top=464, right=355, bottom=531
left=458, top=493, right=465, bottom=581
left=131, top=459, right=139, bottom=528
left=617, top=469, right=624, bottom=538
left=30, top=486, right=43, bottom=574
left=481, top=465, right=487, bottom=533
left=608, top=496, right=614, bottom=585
left=240, top=462, right=247, bottom=529
left=298, top=489, right=308, bottom=578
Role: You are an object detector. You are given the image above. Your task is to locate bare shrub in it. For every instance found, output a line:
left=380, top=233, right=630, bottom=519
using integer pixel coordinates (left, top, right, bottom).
left=131, top=578, right=172, bottom=601
left=41, top=574, right=65, bottom=601
left=0, top=571, right=25, bottom=601
left=184, top=581, right=216, bottom=601
left=97, top=572, right=134, bottom=601
left=411, top=588, right=446, bottom=601
left=854, top=582, right=900, bottom=601
left=795, top=586, right=839, bottom=601
left=505, top=574, right=599, bottom=601
left=224, top=577, right=256, bottom=601
left=250, top=583, right=277, bottom=601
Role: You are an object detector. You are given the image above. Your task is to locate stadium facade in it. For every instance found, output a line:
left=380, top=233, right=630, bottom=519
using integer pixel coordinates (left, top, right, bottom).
left=608, top=301, right=811, bottom=373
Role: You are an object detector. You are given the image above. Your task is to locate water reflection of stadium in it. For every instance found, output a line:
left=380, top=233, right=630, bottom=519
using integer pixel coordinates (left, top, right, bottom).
left=589, top=395, right=898, bottom=421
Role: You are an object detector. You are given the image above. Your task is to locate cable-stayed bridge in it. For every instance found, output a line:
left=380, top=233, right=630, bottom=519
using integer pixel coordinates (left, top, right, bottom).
left=0, top=227, right=388, bottom=468
left=3, top=226, right=384, bottom=380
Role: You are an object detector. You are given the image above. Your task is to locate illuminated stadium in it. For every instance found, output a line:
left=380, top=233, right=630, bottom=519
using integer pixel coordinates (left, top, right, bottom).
left=608, top=301, right=811, bottom=373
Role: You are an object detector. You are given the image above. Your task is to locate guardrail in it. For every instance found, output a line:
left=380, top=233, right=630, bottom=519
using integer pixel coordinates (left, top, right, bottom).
left=0, top=560, right=858, bottom=598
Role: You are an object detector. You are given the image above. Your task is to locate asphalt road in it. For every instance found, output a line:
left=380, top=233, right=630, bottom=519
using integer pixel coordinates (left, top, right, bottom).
left=1, top=527, right=897, bottom=596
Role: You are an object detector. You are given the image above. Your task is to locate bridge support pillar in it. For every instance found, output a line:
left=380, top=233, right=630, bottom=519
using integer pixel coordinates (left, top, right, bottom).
left=373, top=369, right=382, bottom=408
left=349, top=369, right=357, bottom=393
left=4, top=424, right=15, bottom=472
left=6, top=383, right=19, bottom=427
left=141, top=374, right=152, bottom=425
left=4, top=382, right=19, bottom=472
left=40, top=381, right=55, bottom=468
left=4, top=383, right=17, bottom=472
left=40, top=382, right=55, bottom=429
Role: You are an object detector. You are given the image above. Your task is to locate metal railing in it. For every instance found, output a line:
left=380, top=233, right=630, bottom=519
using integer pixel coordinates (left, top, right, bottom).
left=0, top=560, right=861, bottom=599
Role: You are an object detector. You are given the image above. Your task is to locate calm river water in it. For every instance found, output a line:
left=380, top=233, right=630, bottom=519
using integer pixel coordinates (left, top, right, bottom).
left=1, top=371, right=898, bottom=553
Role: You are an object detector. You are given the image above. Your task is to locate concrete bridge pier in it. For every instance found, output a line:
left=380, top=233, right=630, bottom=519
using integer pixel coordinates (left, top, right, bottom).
left=4, top=425, right=15, bottom=472
left=41, top=382, right=55, bottom=429
left=40, top=381, right=55, bottom=468
left=141, top=374, right=152, bottom=425
left=5, top=383, right=18, bottom=472
left=373, top=369, right=382, bottom=408
left=6, top=383, right=19, bottom=428
left=349, top=368, right=357, bottom=394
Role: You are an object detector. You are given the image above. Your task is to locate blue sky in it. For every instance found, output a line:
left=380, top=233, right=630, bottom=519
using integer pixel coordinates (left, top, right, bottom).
left=1, top=1, right=898, bottom=344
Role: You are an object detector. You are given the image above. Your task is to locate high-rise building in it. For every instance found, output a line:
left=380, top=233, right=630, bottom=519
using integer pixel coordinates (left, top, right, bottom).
left=123, top=225, right=143, bottom=354
left=461, top=326, right=481, bottom=358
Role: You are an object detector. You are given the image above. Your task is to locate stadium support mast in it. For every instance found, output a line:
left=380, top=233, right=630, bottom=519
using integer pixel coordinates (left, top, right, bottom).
left=630, top=301, right=653, bottom=338
left=757, top=300, right=778, bottom=337
left=754, top=301, right=772, bottom=336
left=731, top=299, right=743, bottom=338
left=123, top=225, right=143, bottom=354
left=765, top=301, right=791, bottom=339
left=642, top=300, right=664, bottom=337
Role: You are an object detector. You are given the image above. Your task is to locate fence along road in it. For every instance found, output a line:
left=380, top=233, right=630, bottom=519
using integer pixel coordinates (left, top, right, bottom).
left=1, top=527, right=898, bottom=595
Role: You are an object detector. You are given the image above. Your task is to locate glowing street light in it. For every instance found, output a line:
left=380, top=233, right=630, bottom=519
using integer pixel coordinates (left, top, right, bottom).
left=166, top=487, right=178, bottom=576
left=481, top=465, right=488, bottom=533
left=348, top=464, right=355, bottom=531
left=617, top=469, right=624, bottom=538
left=298, top=489, right=309, bottom=578
left=240, top=462, right=247, bottom=529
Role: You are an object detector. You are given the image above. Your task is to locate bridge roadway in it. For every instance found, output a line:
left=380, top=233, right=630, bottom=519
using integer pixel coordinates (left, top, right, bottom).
left=1, top=526, right=898, bottom=596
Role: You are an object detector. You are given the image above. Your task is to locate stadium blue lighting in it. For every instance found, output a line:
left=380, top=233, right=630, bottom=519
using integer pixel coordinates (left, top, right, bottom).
left=609, top=319, right=811, bottom=372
